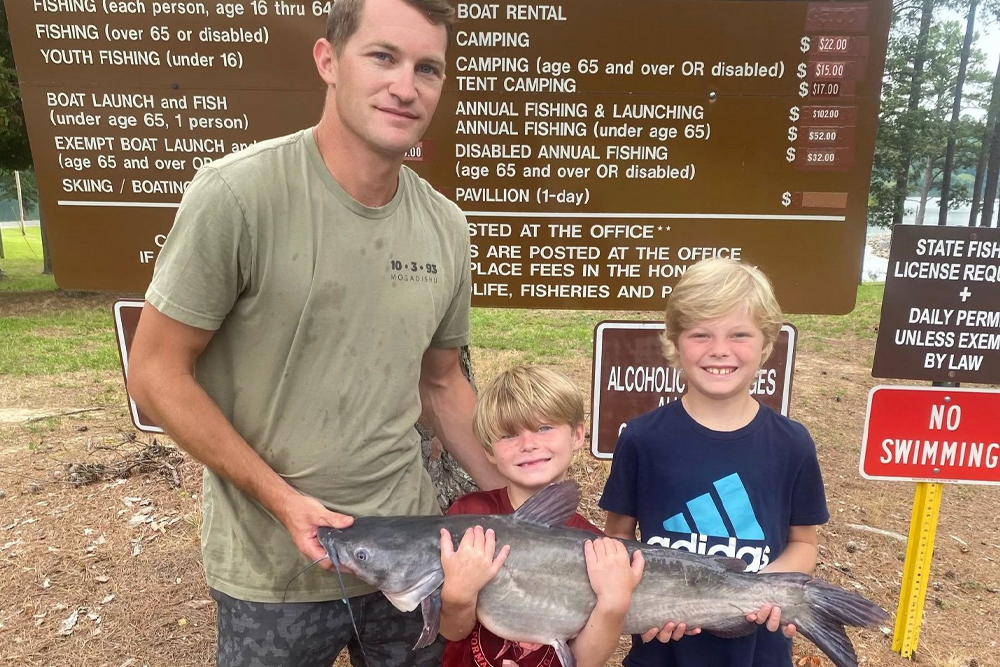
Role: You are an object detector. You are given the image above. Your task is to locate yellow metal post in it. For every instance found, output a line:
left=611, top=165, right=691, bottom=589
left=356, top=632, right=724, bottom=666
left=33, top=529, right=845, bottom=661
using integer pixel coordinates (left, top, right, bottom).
left=892, top=482, right=943, bottom=658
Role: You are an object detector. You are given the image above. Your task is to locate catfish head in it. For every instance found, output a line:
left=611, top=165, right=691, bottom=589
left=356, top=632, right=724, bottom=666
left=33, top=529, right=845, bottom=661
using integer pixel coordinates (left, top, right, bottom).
left=317, top=516, right=445, bottom=614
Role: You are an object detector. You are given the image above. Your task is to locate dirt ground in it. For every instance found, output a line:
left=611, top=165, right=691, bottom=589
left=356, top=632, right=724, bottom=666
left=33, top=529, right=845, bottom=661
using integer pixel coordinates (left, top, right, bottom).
left=1, top=293, right=998, bottom=667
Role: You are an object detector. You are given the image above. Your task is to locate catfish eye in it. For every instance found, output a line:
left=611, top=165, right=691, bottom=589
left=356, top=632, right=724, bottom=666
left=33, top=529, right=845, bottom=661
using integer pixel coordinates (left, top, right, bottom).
left=355, top=548, right=372, bottom=561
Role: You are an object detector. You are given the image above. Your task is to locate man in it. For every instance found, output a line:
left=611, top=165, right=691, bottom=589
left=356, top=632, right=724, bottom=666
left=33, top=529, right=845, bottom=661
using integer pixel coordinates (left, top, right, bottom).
left=127, top=0, right=505, bottom=664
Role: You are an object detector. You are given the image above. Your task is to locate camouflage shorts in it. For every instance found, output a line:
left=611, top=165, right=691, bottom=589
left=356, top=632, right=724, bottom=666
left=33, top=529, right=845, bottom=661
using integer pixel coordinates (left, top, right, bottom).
left=211, top=589, right=445, bottom=667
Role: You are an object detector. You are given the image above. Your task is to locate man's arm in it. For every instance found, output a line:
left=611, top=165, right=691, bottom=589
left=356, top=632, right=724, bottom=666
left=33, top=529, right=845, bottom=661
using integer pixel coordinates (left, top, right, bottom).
left=418, top=347, right=506, bottom=490
left=127, top=303, right=352, bottom=566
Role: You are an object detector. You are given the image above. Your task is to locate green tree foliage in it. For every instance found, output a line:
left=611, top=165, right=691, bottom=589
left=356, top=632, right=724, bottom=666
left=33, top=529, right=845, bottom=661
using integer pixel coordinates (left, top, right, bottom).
left=975, top=0, right=1000, bottom=225
left=869, top=22, right=915, bottom=227
left=0, top=169, right=38, bottom=219
left=869, top=9, right=992, bottom=226
left=0, top=5, right=31, bottom=171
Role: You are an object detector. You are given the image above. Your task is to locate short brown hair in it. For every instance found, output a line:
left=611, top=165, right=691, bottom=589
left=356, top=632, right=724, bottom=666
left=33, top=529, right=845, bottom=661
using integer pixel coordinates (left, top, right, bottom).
left=326, top=0, right=455, bottom=52
left=473, top=366, right=585, bottom=454
left=662, top=259, right=783, bottom=367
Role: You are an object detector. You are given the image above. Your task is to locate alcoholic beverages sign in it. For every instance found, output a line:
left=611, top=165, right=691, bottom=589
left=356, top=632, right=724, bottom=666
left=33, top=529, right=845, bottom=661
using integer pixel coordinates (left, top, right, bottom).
left=591, top=321, right=797, bottom=458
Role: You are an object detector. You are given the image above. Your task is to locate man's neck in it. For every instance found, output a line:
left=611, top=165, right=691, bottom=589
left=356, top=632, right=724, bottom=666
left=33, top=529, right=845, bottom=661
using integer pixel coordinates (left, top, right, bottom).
left=313, top=120, right=402, bottom=208
left=681, top=392, right=760, bottom=433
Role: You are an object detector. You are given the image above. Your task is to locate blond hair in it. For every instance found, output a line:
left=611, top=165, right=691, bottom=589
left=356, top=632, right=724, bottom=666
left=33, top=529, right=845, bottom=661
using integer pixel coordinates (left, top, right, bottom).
left=473, top=366, right=585, bottom=453
left=326, top=0, right=454, bottom=53
left=662, top=258, right=783, bottom=367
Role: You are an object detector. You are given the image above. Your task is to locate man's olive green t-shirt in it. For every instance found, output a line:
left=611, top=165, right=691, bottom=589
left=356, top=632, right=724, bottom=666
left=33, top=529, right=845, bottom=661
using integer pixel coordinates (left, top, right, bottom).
left=146, top=129, right=471, bottom=602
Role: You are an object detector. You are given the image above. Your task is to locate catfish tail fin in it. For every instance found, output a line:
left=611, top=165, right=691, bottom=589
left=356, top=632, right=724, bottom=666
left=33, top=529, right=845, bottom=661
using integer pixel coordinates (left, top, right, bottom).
left=788, top=578, right=889, bottom=667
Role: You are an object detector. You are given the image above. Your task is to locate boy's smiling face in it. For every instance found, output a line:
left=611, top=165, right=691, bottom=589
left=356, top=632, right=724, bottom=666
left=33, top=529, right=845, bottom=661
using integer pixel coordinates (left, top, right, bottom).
left=677, top=308, right=769, bottom=404
left=486, top=420, right=585, bottom=500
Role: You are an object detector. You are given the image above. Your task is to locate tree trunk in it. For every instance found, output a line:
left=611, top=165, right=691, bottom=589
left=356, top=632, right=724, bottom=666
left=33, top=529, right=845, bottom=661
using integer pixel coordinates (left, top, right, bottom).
left=982, top=108, right=1000, bottom=227
left=938, top=0, right=978, bottom=224
left=419, top=346, right=480, bottom=511
left=916, top=156, right=933, bottom=224
left=892, top=0, right=935, bottom=226
left=40, top=209, right=53, bottom=274
left=969, top=56, right=1000, bottom=225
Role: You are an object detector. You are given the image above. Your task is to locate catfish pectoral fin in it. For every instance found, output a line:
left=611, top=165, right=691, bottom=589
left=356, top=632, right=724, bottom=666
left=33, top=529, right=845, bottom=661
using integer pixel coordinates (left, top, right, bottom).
left=551, top=639, right=574, bottom=667
left=413, top=588, right=442, bottom=649
left=383, top=569, right=445, bottom=612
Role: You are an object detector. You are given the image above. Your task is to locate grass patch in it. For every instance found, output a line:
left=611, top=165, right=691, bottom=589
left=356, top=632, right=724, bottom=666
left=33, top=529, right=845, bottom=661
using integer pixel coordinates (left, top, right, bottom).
left=1, top=227, right=120, bottom=376
left=0, top=227, right=57, bottom=292
left=471, top=308, right=647, bottom=364
left=26, top=417, right=61, bottom=433
left=471, top=285, right=887, bottom=365
left=788, top=283, right=884, bottom=350
left=2, top=226, right=887, bottom=379
left=0, top=305, right=120, bottom=376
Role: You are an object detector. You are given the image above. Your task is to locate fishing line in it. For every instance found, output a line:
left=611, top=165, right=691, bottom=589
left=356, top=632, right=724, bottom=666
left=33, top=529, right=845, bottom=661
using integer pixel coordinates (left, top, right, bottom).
left=279, top=542, right=369, bottom=667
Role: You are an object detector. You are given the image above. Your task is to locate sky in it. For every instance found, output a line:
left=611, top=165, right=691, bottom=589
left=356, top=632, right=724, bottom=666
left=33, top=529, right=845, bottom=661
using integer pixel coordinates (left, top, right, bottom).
left=940, top=8, right=1000, bottom=77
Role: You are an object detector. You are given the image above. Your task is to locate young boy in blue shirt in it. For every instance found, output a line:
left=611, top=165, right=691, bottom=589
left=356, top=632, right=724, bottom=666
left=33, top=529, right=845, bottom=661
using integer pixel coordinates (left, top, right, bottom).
left=601, top=258, right=830, bottom=667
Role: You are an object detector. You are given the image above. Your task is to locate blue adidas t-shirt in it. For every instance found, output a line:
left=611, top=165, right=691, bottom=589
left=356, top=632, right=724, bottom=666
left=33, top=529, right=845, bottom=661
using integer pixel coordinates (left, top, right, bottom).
left=599, top=400, right=830, bottom=667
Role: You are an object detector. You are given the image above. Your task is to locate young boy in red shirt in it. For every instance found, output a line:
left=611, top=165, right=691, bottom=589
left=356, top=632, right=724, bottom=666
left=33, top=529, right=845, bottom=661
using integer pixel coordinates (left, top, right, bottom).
left=439, top=365, right=643, bottom=667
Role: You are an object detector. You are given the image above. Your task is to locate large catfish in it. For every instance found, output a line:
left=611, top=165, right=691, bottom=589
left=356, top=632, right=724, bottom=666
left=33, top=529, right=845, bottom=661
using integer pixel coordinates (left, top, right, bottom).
left=318, top=481, right=887, bottom=667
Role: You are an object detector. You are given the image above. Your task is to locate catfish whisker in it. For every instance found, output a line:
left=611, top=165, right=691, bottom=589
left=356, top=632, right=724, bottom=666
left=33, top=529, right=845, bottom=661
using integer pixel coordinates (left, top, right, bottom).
left=329, top=537, right=369, bottom=667
left=282, top=554, right=330, bottom=603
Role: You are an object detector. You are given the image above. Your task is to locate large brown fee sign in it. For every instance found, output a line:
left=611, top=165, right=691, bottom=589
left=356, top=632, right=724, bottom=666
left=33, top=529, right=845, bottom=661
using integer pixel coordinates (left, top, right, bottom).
left=872, top=225, right=1000, bottom=384
left=8, top=0, right=890, bottom=312
left=590, top=321, right=797, bottom=458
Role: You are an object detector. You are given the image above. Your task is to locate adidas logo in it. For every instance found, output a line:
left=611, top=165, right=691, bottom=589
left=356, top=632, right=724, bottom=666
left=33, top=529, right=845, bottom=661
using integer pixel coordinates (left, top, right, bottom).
left=649, top=473, right=771, bottom=572
left=647, top=534, right=771, bottom=572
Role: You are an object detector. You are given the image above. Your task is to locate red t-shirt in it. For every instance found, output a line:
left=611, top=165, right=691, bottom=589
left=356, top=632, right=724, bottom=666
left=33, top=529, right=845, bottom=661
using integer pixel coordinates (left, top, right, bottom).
left=441, top=487, right=603, bottom=667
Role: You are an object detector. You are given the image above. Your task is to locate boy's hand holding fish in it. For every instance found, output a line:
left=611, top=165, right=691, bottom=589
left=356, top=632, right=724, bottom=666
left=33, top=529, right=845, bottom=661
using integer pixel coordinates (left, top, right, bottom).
left=439, top=524, right=646, bottom=667
left=440, top=526, right=511, bottom=600
left=569, top=537, right=645, bottom=667
left=583, top=537, right=644, bottom=616
left=439, top=526, right=510, bottom=641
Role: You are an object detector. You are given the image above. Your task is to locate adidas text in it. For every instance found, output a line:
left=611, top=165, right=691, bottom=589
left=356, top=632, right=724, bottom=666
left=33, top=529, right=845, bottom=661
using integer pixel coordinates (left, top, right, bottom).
left=648, top=533, right=771, bottom=572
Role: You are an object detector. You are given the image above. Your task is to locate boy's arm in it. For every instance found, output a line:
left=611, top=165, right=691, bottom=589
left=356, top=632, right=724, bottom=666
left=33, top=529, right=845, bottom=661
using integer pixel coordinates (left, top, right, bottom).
left=570, top=538, right=643, bottom=667
left=761, top=525, right=819, bottom=574
left=603, top=512, right=701, bottom=644
left=438, top=526, right=510, bottom=641
left=747, top=525, right=819, bottom=637
left=603, top=512, right=638, bottom=541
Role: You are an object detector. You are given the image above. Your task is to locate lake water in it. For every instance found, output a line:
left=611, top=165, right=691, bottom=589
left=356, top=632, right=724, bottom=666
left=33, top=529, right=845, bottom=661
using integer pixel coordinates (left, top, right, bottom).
left=862, top=198, right=998, bottom=282
left=898, top=196, right=999, bottom=228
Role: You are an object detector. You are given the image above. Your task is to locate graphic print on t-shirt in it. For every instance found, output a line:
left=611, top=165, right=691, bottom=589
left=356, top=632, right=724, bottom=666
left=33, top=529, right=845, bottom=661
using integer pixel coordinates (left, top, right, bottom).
left=387, top=255, right=443, bottom=285
left=649, top=473, right=771, bottom=572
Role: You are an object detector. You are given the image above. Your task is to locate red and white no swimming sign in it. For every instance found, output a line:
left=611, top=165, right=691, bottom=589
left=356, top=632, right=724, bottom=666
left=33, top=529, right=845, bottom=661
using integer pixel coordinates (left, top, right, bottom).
left=860, top=386, right=1000, bottom=485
